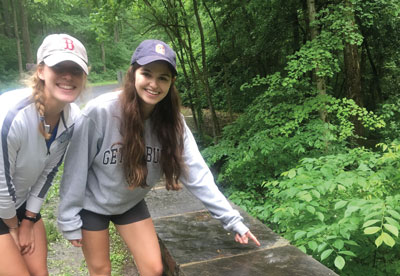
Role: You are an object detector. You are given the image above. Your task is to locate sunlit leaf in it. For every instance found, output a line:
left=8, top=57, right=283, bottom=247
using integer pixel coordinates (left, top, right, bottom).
left=364, top=227, right=381, bottom=235
left=321, top=249, right=333, bottom=261
left=334, top=256, right=345, bottom=270
left=294, top=231, right=306, bottom=240
left=362, top=219, right=380, bottom=228
left=339, top=250, right=356, bottom=257
left=334, top=200, right=348, bottom=210
left=383, top=224, right=398, bottom=237
left=382, top=232, right=396, bottom=247
left=375, top=234, right=383, bottom=247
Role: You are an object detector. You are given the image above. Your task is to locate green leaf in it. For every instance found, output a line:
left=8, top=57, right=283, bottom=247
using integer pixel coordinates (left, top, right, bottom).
left=339, top=250, right=357, bottom=257
left=318, top=243, right=327, bottom=253
left=383, top=224, right=399, bottom=237
left=308, top=241, right=318, bottom=251
left=344, top=206, right=360, bottom=217
left=334, top=256, right=345, bottom=270
left=298, top=192, right=312, bottom=202
left=364, top=227, right=381, bottom=235
left=333, top=239, right=344, bottom=250
left=334, top=200, right=348, bottom=210
left=288, top=169, right=296, bottom=178
left=316, top=212, right=324, bottom=222
left=321, top=249, right=333, bottom=261
left=294, top=231, right=307, bottom=240
left=298, top=245, right=307, bottom=254
left=311, top=190, right=320, bottom=199
left=382, top=232, right=396, bottom=247
left=306, top=206, right=316, bottom=214
left=344, top=240, right=359, bottom=246
left=362, top=219, right=380, bottom=228
left=387, top=209, right=400, bottom=220
left=375, top=234, right=383, bottom=247
left=385, top=217, right=400, bottom=229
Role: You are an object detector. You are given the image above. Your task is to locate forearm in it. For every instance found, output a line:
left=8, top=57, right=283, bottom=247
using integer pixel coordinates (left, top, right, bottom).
left=2, top=216, right=19, bottom=229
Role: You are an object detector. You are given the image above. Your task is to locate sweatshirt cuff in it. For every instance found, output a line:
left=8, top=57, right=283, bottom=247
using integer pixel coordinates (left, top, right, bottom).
left=26, top=196, right=44, bottom=214
left=0, top=203, right=17, bottom=219
left=63, top=229, right=82, bottom=241
left=232, top=221, right=249, bottom=236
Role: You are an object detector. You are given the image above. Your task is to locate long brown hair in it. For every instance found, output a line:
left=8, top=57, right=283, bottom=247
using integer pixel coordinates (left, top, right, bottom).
left=119, top=64, right=185, bottom=190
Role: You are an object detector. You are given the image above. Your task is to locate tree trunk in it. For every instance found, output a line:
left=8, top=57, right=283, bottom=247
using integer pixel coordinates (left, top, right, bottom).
left=101, top=42, right=106, bottom=72
left=1, top=0, right=13, bottom=37
left=18, top=0, right=33, bottom=65
left=203, top=0, right=233, bottom=122
left=192, top=0, right=220, bottom=140
left=11, top=0, right=23, bottom=77
left=306, top=0, right=327, bottom=122
left=114, top=22, right=119, bottom=43
left=343, top=0, right=363, bottom=137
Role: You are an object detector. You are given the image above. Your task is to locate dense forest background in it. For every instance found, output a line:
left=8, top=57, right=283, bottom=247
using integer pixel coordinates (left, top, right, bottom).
left=1, top=0, right=400, bottom=274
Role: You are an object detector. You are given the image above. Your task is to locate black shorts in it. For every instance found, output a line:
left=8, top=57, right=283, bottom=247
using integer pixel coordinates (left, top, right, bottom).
left=80, top=199, right=150, bottom=231
left=0, top=202, right=42, bottom=235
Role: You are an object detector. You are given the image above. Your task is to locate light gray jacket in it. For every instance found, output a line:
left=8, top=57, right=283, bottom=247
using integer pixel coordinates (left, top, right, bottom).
left=0, top=88, right=79, bottom=219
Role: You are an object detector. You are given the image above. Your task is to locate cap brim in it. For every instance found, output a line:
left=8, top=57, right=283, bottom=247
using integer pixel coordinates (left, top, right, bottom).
left=137, top=56, right=177, bottom=74
left=44, top=53, right=88, bottom=75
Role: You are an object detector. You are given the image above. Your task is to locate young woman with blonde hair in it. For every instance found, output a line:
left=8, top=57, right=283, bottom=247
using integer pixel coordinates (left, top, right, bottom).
left=58, top=39, right=259, bottom=276
left=0, top=33, right=88, bottom=275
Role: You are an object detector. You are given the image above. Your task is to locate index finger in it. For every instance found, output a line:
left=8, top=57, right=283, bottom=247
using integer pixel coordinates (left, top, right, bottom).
left=247, top=231, right=261, bottom=246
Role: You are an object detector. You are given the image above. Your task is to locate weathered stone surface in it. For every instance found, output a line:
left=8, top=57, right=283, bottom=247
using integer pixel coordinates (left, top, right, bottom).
left=147, top=184, right=338, bottom=276
left=146, top=186, right=206, bottom=219
left=153, top=211, right=286, bottom=265
left=181, top=245, right=338, bottom=276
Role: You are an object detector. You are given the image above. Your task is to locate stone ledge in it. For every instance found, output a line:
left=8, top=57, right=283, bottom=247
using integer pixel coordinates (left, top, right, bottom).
left=146, top=185, right=338, bottom=276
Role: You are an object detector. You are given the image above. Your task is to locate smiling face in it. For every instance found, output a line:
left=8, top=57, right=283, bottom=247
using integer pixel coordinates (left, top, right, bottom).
left=134, top=61, right=175, bottom=118
left=38, top=61, right=86, bottom=106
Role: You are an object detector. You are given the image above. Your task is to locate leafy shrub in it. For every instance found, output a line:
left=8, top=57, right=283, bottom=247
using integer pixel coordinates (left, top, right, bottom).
left=229, top=143, right=400, bottom=274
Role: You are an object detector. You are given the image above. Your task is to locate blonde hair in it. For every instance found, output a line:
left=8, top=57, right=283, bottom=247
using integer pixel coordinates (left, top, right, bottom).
left=26, top=64, right=51, bottom=139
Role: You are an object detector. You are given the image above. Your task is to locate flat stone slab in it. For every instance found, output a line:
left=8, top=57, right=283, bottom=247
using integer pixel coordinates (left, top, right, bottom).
left=146, top=186, right=206, bottom=218
left=147, top=184, right=338, bottom=276
left=153, top=210, right=286, bottom=265
left=181, top=245, right=338, bottom=276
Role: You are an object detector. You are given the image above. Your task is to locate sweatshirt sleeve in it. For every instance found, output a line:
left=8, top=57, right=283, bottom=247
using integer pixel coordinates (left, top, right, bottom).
left=0, top=121, right=20, bottom=219
left=57, top=114, right=102, bottom=240
left=179, top=121, right=249, bottom=236
left=25, top=152, right=64, bottom=214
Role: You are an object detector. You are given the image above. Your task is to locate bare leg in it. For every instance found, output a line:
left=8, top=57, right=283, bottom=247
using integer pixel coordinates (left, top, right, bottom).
left=82, top=228, right=111, bottom=276
left=0, top=233, right=30, bottom=276
left=116, top=218, right=163, bottom=276
left=23, top=219, right=49, bottom=276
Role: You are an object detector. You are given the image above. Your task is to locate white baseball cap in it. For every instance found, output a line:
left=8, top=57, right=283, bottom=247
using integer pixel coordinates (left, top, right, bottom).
left=37, top=34, right=89, bottom=75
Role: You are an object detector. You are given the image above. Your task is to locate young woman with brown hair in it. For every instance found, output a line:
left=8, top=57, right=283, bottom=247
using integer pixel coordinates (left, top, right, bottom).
left=0, top=33, right=88, bottom=275
left=58, top=39, right=259, bottom=276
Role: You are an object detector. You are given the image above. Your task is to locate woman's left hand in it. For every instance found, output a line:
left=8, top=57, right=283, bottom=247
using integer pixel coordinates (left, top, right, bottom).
left=235, top=231, right=261, bottom=246
left=18, top=219, right=35, bottom=255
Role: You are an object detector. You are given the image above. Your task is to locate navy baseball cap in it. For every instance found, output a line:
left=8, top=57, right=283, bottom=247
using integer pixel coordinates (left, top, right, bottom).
left=131, top=39, right=177, bottom=75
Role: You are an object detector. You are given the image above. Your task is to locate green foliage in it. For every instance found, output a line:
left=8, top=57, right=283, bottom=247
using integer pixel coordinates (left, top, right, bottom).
left=203, top=71, right=384, bottom=191
left=376, top=97, right=400, bottom=143
left=229, top=143, right=400, bottom=274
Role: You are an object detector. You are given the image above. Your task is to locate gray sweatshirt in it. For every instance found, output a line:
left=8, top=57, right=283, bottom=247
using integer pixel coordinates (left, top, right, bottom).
left=58, top=91, right=248, bottom=240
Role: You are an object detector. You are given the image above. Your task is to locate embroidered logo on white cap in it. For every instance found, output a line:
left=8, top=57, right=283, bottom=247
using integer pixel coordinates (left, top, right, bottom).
left=37, top=33, right=89, bottom=74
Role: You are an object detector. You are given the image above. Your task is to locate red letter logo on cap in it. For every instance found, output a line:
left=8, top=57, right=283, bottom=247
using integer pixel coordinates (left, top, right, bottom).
left=63, top=38, right=75, bottom=50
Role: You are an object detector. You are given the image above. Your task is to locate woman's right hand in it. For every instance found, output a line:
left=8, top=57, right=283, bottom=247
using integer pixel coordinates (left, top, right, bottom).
left=69, top=239, right=83, bottom=247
